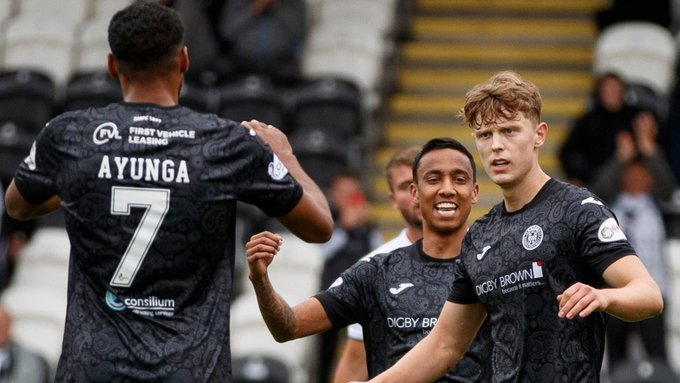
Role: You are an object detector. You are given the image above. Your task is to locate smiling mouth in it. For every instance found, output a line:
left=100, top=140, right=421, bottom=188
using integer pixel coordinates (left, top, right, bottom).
left=435, top=202, right=458, bottom=215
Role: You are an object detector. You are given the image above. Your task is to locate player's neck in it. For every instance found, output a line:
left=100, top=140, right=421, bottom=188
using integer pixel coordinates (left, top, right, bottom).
left=502, top=169, right=550, bottom=212
left=421, top=227, right=465, bottom=259
left=120, top=78, right=180, bottom=107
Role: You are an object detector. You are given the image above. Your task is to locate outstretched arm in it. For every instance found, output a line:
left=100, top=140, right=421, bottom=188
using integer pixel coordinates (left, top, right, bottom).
left=242, top=120, right=333, bottom=243
left=557, top=255, right=663, bottom=321
left=355, top=301, right=486, bottom=383
left=246, top=231, right=334, bottom=342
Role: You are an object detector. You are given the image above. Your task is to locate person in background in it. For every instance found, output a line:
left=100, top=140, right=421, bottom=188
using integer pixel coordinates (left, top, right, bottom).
left=246, top=137, right=490, bottom=382
left=355, top=71, right=663, bottom=383
left=315, top=169, right=382, bottom=383
left=3, top=2, right=332, bottom=381
left=332, top=146, right=423, bottom=383
left=559, top=72, right=646, bottom=186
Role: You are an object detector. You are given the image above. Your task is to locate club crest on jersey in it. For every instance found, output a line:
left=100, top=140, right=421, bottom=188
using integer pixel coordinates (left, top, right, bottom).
left=268, top=154, right=289, bottom=181
left=93, top=122, right=122, bottom=145
left=598, top=217, right=627, bottom=242
left=522, top=225, right=543, bottom=250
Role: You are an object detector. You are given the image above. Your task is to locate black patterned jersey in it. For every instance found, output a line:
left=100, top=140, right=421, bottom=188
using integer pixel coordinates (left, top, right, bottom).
left=449, top=179, right=635, bottom=382
left=13, top=102, right=302, bottom=382
left=315, top=240, right=491, bottom=382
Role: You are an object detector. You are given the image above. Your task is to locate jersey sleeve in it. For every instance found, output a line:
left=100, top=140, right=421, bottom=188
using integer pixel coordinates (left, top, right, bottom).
left=314, top=259, right=375, bottom=330
left=448, top=234, right=480, bottom=304
left=228, top=124, right=303, bottom=217
left=13, top=120, right=61, bottom=204
left=573, top=193, right=636, bottom=275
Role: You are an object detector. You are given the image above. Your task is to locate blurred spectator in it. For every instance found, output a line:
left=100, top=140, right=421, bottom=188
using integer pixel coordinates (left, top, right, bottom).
left=587, top=110, right=677, bottom=375
left=595, top=156, right=676, bottom=377
left=589, top=111, right=677, bottom=204
left=0, top=305, right=50, bottom=383
left=314, top=169, right=382, bottom=383
left=218, top=0, right=307, bottom=85
left=559, top=73, right=658, bottom=187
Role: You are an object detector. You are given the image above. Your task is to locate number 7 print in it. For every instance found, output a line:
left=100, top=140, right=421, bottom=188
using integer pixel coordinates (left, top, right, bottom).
left=109, top=186, right=170, bottom=288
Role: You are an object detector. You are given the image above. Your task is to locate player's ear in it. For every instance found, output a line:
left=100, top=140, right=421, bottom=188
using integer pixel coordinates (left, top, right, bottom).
left=534, top=122, right=548, bottom=148
left=179, top=46, right=190, bottom=74
left=107, top=53, right=118, bottom=79
left=410, top=182, right=419, bottom=205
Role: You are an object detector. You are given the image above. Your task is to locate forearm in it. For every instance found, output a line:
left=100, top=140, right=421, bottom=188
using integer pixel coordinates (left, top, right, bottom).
left=604, top=279, right=663, bottom=321
left=249, top=273, right=298, bottom=342
left=368, top=329, right=462, bottom=383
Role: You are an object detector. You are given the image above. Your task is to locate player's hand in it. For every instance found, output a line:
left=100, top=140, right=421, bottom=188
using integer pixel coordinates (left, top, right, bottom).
left=556, top=282, right=610, bottom=319
left=242, top=119, right=294, bottom=157
left=246, top=231, right=283, bottom=280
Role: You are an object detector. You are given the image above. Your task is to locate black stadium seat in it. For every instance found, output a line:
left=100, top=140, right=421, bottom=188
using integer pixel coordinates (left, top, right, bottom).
left=0, top=69, right=57, bottom=184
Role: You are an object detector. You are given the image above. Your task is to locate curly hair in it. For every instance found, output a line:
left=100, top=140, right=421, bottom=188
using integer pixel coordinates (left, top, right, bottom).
left=108, top=1, right=184, bottom=75
left=460, top=71, right=542, bottom=129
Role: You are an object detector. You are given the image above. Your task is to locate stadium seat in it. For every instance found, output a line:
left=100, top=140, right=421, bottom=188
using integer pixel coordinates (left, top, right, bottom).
left=593, top=22, right=677, bottom=95
left=217, top=75, right=288, bottom=131
left=16, top=0, right=91, bottom=24
left=180, top=81, right=215, bottom=114
left=301, top=23, right=386, bottom=110
left=62, top=71, right=120, bottom=111
left=291, top=77, right=363, bottom=138
left=73, top=15, right=111, bottom=73
left=0, top=227, right=70, bottom=372
left=0, top=69, right=56, bottom=182
left=317, top=0, right=397, bottom=38
left=3, top=16, right=78, bottom=85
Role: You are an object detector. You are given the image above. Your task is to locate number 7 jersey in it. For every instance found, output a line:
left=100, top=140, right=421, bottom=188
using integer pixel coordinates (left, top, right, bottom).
left=12, top=102, right=303, bottom=382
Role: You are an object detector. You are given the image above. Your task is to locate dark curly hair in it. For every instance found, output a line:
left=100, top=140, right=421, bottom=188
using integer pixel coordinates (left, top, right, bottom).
left=108, top=1, right=184, bottom=75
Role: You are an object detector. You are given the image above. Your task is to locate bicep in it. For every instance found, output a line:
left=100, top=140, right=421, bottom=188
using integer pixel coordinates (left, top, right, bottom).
left=290, top=297, right=334, bottom=338
left=602, top=255, right=656, bottom=288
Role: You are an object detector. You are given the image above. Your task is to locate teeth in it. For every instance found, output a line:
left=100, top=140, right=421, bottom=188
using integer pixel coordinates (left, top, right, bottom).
left=493, top=160, right=508, bottom=165
left=436, top=202, right=457, bottom=210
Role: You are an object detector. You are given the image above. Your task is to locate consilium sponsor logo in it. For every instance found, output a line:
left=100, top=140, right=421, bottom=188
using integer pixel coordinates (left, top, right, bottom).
left=105, top=290, right=176, bottom=317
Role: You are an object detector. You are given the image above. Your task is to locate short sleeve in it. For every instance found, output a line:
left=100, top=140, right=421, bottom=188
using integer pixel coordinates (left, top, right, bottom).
left=573, top=195, right=636, bottom=275
left=229, top=126, right=303, bottom=217
left=13, top=121, right=60, bottom=204
left=314, top=260, right=375, bottom=330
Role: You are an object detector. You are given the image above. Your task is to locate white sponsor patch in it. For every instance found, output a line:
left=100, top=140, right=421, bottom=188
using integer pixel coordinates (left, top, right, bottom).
left=268, top=154, right=289, bottom=181
left=598, top=217, right=627, bottom=242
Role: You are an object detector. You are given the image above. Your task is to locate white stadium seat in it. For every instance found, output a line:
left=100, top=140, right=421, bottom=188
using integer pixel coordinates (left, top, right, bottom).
left=593, top=21, right=677, bottom=95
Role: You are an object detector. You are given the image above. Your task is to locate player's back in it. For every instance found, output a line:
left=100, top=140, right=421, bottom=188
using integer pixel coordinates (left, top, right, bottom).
left=15, top=102, right=302, bottom=382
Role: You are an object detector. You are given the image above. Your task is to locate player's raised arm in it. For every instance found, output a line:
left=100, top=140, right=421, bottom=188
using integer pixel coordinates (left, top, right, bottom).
left=242, top=120, right=332, bottom=243
left=245, top=231, right=334, bottom=342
